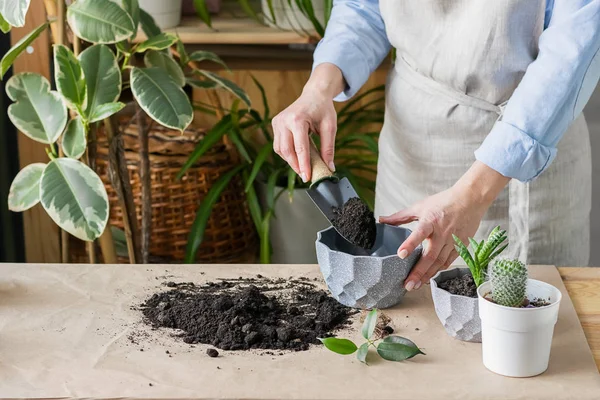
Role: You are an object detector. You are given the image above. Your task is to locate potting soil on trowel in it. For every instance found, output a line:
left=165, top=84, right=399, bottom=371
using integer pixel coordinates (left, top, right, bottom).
left=332, top=197, right=377, bottom=249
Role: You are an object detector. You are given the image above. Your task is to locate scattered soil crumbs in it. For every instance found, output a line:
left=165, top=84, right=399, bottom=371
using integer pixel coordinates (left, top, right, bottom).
left=140, top=276, right=357, bottom=352
left=332, top=197, right=376, bottom=249
left=438, top=274, right=477, bottom=298
left=484, top=293, right=553, bottom=308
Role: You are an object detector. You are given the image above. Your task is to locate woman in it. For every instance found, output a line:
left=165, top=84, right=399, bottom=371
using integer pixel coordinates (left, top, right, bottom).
left=272, top=0, right=600, bottom=290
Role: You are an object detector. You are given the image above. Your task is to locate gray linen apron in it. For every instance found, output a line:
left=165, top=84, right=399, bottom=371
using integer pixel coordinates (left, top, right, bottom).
left=375, top=0, right=591, bottom=266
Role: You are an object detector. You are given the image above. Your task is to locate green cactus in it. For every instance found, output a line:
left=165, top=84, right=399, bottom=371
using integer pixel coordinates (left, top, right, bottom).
left=453, top=226, right=508, bottom=287
left=490, top=258, right=528, bottom=307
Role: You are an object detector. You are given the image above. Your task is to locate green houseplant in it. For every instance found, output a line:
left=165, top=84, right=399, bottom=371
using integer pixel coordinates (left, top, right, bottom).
left=178, top=73, right=384, bottom=264
left=2, top=0, right=248, bottom=263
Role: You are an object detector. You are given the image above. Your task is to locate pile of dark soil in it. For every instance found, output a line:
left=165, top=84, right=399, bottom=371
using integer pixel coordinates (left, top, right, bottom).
left=140, top=276, right=356, bottom=351
left=332, top=197, right=376, bottom=249
left=438, top=274, right=477, bottom=298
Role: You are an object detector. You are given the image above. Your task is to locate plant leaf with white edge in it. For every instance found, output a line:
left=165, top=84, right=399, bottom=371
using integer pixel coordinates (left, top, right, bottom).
left=8, top=163, right=45, bottom=211
left=54, top=44, right=87, bottom=112
left=356, top=342, right=369, bottom=364
left=79, top=44, right=121, bottom=120
left=0, top=21, right=48, bottom=79
left=0, top=0, right=30, bottom=27
left=318, top=338, right=357, bottom=355
left=130, top=67, right=193, bottom=131
left=121, top=0, right=139, bottom=36
left=361, top=309, right=378, bottom=340
left=0, top=13, right=11, bottom=33
left=186, top=78, right=217, bottom=89
left=196, top=70, right=251, bottom=107
left=62, top=117, right=87, bottom=159
left=89, top=101, right=125, bottom=122
left=6, top=73, right=67, bottom=144
left=189, top=51, right=228, bottom=70
left=135, top=32, right=177, bottom=53
left=143, top=50, right=185, bottom=86
left=67, top=0, right=135, bottom=44
left=139, top=8, right=161, bottom=38
left=40, top=158, right=109, bottom=242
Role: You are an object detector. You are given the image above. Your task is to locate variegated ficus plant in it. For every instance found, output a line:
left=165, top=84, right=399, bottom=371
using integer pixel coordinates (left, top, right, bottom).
left=1, top=0, right=248, bottom=248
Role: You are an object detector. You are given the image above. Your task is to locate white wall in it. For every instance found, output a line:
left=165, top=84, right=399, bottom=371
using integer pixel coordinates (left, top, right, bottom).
left=586, top=87, right=600, bottom=266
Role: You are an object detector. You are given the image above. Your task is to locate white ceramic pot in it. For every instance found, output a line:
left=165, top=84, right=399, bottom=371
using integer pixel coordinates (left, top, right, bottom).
left=257, top=183, right=330, bottom=264
left=261, top=0, right=325, bottom=31
left=477, top=279, right=562, bottom=377
left=139, top=0, right=182, bottom=29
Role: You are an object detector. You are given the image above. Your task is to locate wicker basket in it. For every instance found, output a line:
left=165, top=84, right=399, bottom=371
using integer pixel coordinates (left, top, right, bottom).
left=73, top=116, right=258, bottom=264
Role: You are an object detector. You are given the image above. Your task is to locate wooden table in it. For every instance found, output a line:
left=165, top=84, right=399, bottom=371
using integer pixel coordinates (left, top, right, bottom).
left=559, top=267, right=600, bottom=370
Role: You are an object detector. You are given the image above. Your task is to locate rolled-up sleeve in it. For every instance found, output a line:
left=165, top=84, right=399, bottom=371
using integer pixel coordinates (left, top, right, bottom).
left=312, top=0, right=391, bottom=101
left=475, top=0, right=600, bottom=183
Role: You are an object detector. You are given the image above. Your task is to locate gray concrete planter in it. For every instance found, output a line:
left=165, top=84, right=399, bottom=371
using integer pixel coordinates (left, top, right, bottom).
left=430, top=268, right=481, bottom=343
left=316, top=224, right=422, bottom=309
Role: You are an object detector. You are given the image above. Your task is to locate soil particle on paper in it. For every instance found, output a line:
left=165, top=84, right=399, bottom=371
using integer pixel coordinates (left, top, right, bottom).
left=140, top=276, right=356, bottom=352
left=332, top=197, right=377, bottom=249
left=438, top=274, right=477, bottom=298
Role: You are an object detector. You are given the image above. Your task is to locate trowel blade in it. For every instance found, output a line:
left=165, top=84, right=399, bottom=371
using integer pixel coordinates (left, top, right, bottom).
left=306, top=177, right=359, bottom=222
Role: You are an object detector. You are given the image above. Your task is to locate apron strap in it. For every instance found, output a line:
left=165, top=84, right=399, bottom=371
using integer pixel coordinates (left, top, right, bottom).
left=396, top=55, right=529, bottom=263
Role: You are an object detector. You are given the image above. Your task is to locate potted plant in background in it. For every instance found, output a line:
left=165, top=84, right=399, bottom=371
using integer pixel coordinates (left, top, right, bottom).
left=178, top=72, right=383, bottom=264
left=2, top=0, right=250, bottom=264
left=478, top=258, right=561, bottom=377
left=430, top=226, right=508, bottom=342
left=139, top=0, right=183, bottom=29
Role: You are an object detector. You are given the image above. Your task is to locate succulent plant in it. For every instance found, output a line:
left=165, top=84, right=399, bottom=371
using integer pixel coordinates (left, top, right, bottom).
left=490, top=258, right=528, bottom=307
left=453, top=226, right=508, bottom=287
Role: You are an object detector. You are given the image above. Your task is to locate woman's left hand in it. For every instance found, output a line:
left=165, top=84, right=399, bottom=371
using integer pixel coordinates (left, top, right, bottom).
left=379, top=161, right=510, bottom=291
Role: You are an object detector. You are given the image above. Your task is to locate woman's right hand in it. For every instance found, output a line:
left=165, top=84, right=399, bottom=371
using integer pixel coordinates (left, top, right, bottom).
left=272, top=63, right=345, bottom=183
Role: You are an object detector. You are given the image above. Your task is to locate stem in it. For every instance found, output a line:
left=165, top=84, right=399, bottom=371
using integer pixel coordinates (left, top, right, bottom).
left=86, top=241, right=97, bottom=263
left=121, top=53, right=132, bottom=73
left=136, top=104, right=151, bottom=264
left=50, top=143, right=58, bottom=157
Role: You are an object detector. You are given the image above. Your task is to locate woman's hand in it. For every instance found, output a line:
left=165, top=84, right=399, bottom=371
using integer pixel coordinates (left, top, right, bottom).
left=272, top=63, right=345, bottom=182
left=380, top=161, right=510, bottom=291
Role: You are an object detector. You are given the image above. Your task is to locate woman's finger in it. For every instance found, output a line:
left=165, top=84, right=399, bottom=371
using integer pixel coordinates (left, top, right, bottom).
left=403, top=227, right=438, bottom=290
left=318, top=118, right=337, bottom=172
left=379, top=208, right=418, bottom=226
left=278, top=128, right=300, bottom=176
left=397, top=220, right=432, bottom=259
left=444, top=249, right=459, bottom=267
left=290, top=120, right=311, bottom=182
left=420, top=244, right=453, bottom=285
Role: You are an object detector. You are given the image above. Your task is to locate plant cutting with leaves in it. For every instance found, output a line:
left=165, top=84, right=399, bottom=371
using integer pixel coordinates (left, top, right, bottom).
left=453, top=226, right=508, bottom=287
left=319, top=309, right=425, bottom=364
left=2, top=0, right=248, bottom=264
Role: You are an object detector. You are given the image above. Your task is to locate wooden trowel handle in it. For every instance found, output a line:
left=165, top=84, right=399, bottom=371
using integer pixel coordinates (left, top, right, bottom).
left=309, top=138, right=337, bottom=186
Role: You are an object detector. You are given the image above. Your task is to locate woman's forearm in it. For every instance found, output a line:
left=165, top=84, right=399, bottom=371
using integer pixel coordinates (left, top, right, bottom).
left=303, top=63, right=346, bottom=100
left=454, top=161, right=511, bottom=208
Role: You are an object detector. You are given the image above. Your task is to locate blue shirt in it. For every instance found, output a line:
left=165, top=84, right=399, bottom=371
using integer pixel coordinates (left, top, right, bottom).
left=313, top=0, right=600, bottom=182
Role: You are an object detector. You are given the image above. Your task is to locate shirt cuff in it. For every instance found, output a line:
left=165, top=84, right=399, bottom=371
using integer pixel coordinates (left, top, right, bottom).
left=474, top=120, right=557, bottom=183
left=312, top=40, right=370, bottom=102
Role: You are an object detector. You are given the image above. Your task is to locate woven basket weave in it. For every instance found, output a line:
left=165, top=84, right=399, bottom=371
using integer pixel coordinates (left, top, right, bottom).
left=73, top=116, right=257, bottom=264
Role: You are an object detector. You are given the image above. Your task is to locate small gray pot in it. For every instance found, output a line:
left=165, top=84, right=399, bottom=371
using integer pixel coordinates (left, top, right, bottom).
left=316, top=224, right=422, bottom=309
left=430, top=268, right=481, bottom=343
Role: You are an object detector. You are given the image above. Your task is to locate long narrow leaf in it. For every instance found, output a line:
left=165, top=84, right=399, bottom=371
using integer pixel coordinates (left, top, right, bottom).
left=229, top=101, right=252, bottom=163
left=323, top=0, right=332, bottom=26
left=185, top=165, right=245, bottom=263
left=251, top=75, right=270, bottom=120
left=1, top=21, right=48, bottom=79
left=267, top=169, right=282, bottom=210
left=287, top=168, right=296, bottom=201
left=139, top=8, right=161, bottom=38
left=238, top=0, right=263, bottom=24
left=245, top=142, right=272, bottom=192
left=243, top=170, right=263, bottom=232
left=300, top=0, right=324, bottom=36
left=337, top=85, right=385, bottom=116
left=259, top=211, right=272, bottom=264
left=193, top=0, right=212, bottom=28
left=264, top=0, right=276, bottom=24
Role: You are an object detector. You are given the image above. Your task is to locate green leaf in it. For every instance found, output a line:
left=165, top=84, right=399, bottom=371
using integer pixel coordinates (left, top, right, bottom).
left=318, top=338, right=357, bottom=355
left=266, top=169, right=282, bottom=210
left=121, top=0, right=139, bottom=36
left=0, top=21, right=48, bottom=79
left=53, top=44, right=87, bottom=112
left=8, top=162, right=45, bottom=212
left=6, top=73, right=67, bottom=144
left=229, top=101, right=252, bottom=163
left=143, top=50, right=185, bottom=86
left=67, top=0, right=135, bottom=44
left=195, top=70, right=251, bottom=107
left=361, top=309, right=378, bottom=340
left=189, top=50, right=228, bottom=70
left=251, top=75, right=270, bottom=120
left=0, top=13, right=10, bottom=33
left=136, top=32, right=178, bottom=52
left=193, top=0, right=212, bottom=28
left=287, top=168, right=296, bottom=201
left=139, top=8, right=161, bottom=38
left=176, top=37, right=189, bottom=66
left=0, top=0, right=30, bottom=27
left=243, top=170, right=262, bottom=232
left=264, top=0, right=276, bottom=23
left=300, top=0, right=324, bottom=36
left=237, top=0, right=262, bottom=24
left=62, top=117, right=87, bottom=159
left=244, top=142, right=272, bottom=192
left=323, top=0, right=332, bottom=25
left=259, top=212, right=272, bottom=264
left=89, top=102, right=126, bottom=123
left=377, top=339, right=424, bottom=362
left=79, top=44, right=122, bottom=120
left=177, top=115, right=232, bottom=179
left=185, top=165, right=245, bottom=263
left=40, top=158, right=109, bottom=241
left=111, top=226, right=129, bottom=258
left=130, top=67, right=193, bottom=132
left=356, top=342, right=369, bottom=364
left=382, top=335, right=425, bottom=355
left=186, top=78, right=218, bottom=90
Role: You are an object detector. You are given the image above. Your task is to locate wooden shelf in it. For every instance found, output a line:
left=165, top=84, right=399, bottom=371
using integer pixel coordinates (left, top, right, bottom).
left=136, top=16, right=318, bottom=45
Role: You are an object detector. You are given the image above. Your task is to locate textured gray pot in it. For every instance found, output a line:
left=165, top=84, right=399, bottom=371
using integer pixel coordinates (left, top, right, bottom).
left=316, top=224, right=422, bottom=309
left=430, top=268, right=481, bottom=343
